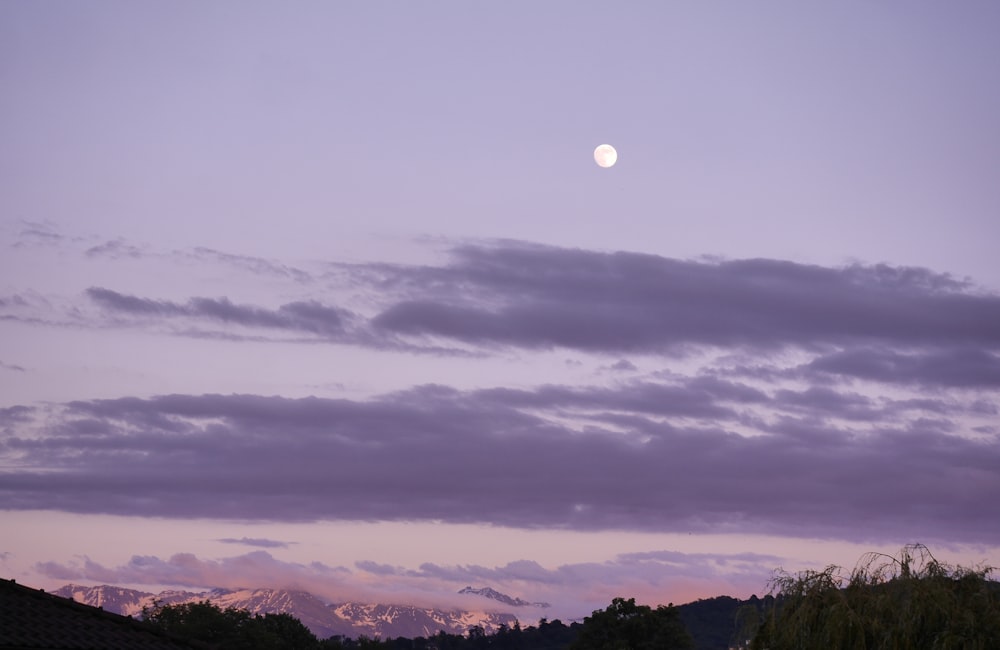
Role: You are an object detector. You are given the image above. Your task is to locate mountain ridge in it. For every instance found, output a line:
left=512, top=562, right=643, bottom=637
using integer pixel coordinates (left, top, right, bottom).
left=53, top=583, right=532, bottom=639
left=459, top=585, right=551, bottom=609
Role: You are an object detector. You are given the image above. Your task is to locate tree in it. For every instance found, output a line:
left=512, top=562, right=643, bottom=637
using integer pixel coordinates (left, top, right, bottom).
left=143, top=600, right=250, bottom=646
left=571, top=597, right=694, bottom=650
left=142, top=600, right=321, bottom=649
left=752, top=544, right=1000, bottom=650
left=242, top=612, right=321, bottom=649
left=521, top=617, right=578, bottom=650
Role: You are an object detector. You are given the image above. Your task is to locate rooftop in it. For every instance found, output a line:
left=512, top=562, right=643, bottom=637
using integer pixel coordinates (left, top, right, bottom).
left=0, top=578, right=204, bottom=650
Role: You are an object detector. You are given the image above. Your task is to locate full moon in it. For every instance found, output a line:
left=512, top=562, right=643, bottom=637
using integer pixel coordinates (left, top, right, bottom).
left=594, top=144, right=618, bottom=168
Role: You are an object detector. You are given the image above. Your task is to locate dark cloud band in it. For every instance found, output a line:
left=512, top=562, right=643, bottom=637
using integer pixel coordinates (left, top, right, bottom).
left=368, top=244, right=1000, bottom=351
left=69, top=243, right=1000, bottom=391
left=2, top=384, right=997, bottom=543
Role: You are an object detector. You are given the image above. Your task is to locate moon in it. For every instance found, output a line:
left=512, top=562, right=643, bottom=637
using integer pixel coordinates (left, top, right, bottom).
left=594, top=144, right=618, bottom=168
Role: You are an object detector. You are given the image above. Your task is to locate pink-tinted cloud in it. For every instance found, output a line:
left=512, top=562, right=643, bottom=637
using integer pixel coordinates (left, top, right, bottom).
left=35, top=548, right=781, bottom=618
left=37, top=551, right=355, bottom=600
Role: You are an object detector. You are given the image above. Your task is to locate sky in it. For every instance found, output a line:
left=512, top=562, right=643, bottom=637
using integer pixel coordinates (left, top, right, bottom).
left=2, top=1, right=1000, bottom=623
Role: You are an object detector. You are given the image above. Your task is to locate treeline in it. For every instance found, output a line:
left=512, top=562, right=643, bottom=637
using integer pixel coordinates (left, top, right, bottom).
left=140, top=601, right=583, bottom=649
left=142, top=597, right=699, bottom=650
left=327, top=617, right=579, bottom=650
left=141, top=545, right=1000, bottom=650
left=141, top=599, right=584, bottom=650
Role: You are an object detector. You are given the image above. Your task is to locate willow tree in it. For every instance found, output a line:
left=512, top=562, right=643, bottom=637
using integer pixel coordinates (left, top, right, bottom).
left=751, top=544, right=1000, bottom=650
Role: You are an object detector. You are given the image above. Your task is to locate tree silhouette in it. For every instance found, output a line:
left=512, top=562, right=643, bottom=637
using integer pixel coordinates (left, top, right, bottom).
left=570, top=597, right=694, bottom=650
left=143, top=599, right=321, bottom=649
left=752, top=544, right=1000, bottom=650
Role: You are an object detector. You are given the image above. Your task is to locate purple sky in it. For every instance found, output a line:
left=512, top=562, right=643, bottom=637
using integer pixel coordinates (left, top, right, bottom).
left=2, top=1, right=999, bottom=621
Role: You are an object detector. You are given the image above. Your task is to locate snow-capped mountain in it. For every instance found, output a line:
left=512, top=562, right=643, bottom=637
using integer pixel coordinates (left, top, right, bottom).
left=332, top=602, right=517, bottom=639
left=53, top=584, right=526, bottom=639
left=53, top=584, right=187, bottom=617
left=458, top=586, right=551, bottom=609
left=203, top=588, right=355, bottom=639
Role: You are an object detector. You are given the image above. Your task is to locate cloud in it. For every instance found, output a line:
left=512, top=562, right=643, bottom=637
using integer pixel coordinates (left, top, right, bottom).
left=86, top=288, right=354, bottom=339
left=86, top=288, right=188, bottom=317
left=12, top=221, right=79, bottom=249
left=36, top=551, right=355, bottom=600
left=805, top=347, right=1000, bottom=388
left=770, top=386, right=881, bottom=421
left=85, top=239, right=146, bottom=260
left=45, top=241, right=996, bottom=366
left=354, top=560, right=411, bottom=577
left=81, top=287, right=469, bottom=354
left=80, top=238, right=312, bottom=282
left=7, top=240, right=992, bottom=389
left=0, top=405, right=34, bottom=428
left=35, top=548, right=780, bottom=616
left=14, top=224, right=310, bottom=282
left=0, top=361, right=26, bottom=372
left=186, top=247, right=312, bottom=283
left=0, top=292, right=52, bottom=319
left=2, top=380, right=997, bottom=544
left=0, top=295, right=30, bottom=309
left=217, top=537, right=295, bottom=549
left=384, top=552, right=780, bottom=615
left=4, top=240, right=999, bottom=548
left=366, top=243, right=1000, bottom=353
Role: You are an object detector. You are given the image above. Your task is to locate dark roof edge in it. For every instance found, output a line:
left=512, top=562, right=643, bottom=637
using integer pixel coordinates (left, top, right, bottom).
left=1, top=578, right=210, bottom=649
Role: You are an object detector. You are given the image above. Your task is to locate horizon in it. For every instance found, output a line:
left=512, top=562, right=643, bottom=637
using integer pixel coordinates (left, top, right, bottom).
left=29, top=538, right=998, bottom=621
left=2, top=1, right=998, bottom=626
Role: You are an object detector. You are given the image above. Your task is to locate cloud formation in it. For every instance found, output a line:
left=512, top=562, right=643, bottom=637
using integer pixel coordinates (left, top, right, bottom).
left=217, top=537, right=295, bottom=549
left=2, top=378, right=996, bottom=543
left=10, top=241, right=986, bottom=384
left=84, top=239, right=146, bottom=260
left=3, top=240, right=999, bottom=555
left=87, top=288, right=354, bottom=340
left=35, top=548, right=779, bottom=616
left=805, top=347, right=1000, bottom=388
left=366, top=244, right=1000, bottom=352
left=185, top=247, right=313, bottom=283
left=36, top=551, right=354, bottom=600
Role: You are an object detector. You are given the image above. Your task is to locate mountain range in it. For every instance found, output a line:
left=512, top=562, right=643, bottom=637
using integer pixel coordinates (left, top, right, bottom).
left=53, top=584, right=541, bottom=639
left=458, top=586, right=551, bottom=609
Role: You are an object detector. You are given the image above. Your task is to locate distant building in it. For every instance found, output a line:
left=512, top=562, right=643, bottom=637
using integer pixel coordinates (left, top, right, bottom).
left=0, top=578, right=203, bottom=649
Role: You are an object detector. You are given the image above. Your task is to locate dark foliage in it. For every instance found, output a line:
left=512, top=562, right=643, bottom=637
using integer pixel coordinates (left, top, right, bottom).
left=751, top=544, right=1000, bottom=650
left=677, top=595, right=772, bottom=650
left=141, top=594, right=775, bottom=650
left=569, top=597, right=694, bottom=650
left=139, top=545, right=999, bottom=650
left=320, top=619, right=580, bottom=649
left=143, top=600, right=321, bottom=649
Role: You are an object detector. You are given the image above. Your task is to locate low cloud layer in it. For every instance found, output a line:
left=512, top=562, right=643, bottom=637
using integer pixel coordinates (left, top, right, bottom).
left=35, top=548, right=780, bottom=616
left=2, top=378, right=997, bottom=543
left=36, top=550, right=357, bottom=602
